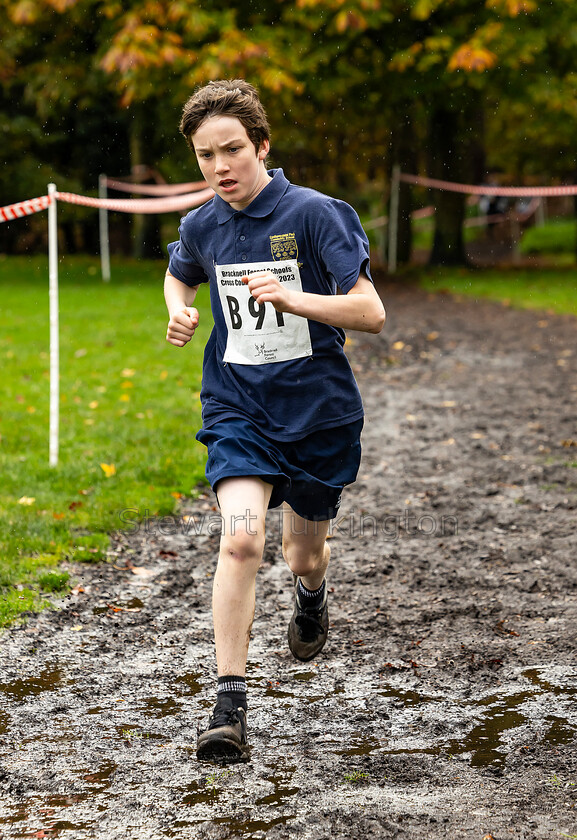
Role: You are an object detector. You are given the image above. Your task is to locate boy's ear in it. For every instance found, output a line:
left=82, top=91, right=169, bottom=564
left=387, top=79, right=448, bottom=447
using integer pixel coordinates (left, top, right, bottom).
left=258, top=139, right=270, bottom=160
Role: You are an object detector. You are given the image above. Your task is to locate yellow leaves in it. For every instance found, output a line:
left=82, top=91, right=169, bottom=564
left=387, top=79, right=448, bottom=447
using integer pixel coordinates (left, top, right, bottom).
left=334, top=9, right=368, bottom=33
left=412, top=0, right=445, bottom=21
left=18, top=496, right=36, bottom=506
left=486, top=0, right=537, bottom=15
left=122, top=368, right=136, bottom=378
left=448, top=44, right=498, bottom=72
left=100, top=463, right=116, bottom=478
left=9, top=0, right=40, bottom=25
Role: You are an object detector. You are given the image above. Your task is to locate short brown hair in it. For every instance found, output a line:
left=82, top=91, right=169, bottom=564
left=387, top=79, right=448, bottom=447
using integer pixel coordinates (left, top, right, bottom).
left=179, top=79, right=271, bottom=154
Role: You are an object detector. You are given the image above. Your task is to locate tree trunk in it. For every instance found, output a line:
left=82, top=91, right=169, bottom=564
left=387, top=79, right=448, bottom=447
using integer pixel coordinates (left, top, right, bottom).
left=428, top=106, right=468, bottom=266
left=128, top=107, right=164, bottom=260
left=388, top=105, right=416, bottom=266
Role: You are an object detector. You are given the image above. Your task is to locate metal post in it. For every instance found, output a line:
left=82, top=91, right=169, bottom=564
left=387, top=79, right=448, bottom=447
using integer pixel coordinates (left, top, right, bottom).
left=99, top=174, right=111, bottom=282
left=388, top=164, right=401, bottom=273
left=48, top=183, right=59, bottom=466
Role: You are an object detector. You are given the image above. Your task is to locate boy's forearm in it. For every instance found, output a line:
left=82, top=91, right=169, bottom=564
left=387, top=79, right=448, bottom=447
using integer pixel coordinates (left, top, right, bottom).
left=164, top=270, right=198, bottom=316
left=287, top=279, right=386, bottom=334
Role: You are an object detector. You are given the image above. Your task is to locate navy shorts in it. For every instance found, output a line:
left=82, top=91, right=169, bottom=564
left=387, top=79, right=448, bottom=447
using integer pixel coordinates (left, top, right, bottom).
left=196, top=416, right=363, bottom=521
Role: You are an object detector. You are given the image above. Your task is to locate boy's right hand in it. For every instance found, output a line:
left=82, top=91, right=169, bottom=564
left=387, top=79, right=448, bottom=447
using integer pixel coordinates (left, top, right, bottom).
left=166, top=307, right=199, bottom=347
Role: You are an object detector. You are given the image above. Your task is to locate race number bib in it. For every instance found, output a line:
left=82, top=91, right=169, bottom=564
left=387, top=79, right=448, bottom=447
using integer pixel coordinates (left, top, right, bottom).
left=216, top=261, right=312, bottom=365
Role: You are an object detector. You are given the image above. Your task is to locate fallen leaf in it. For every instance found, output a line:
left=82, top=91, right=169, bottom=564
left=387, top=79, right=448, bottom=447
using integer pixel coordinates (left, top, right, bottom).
left=100, top=463, right=116, bottom=478
left=89, top=400, right=99, bottom=409
left=53, top=512, right=65, bottom=520
left=130, top=566, right=156, bottom=578
left=426, top=331, right=439, bottom=341
left=562, top=439, right=577, bottom=448
left=18, top=496, right=36, bottom=505
left=392, top=340, right=405, bottom=350
left=119, top=394, right=130, bottom=402
left=122, top=368, right=136, bottom=377
left=68, top=501, right=83, bottom=511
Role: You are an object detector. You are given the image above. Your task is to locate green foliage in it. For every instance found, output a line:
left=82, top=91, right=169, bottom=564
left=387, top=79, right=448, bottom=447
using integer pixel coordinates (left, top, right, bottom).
left=0, top=255, right=210, bottom=625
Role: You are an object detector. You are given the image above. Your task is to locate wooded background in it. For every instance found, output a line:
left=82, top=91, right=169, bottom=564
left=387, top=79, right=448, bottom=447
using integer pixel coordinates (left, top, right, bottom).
left=1, top=0, right=576, bottom=265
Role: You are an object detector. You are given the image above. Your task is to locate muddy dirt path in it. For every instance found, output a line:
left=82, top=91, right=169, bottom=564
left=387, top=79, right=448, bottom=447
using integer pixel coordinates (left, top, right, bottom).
left=1, top=279, right=576, bottom=839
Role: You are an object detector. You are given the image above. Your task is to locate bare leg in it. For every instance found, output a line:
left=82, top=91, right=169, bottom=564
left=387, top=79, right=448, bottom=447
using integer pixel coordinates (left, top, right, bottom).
left=212, top=477, right=272, bottom=677
left=282, top=504, right=330, bottom=588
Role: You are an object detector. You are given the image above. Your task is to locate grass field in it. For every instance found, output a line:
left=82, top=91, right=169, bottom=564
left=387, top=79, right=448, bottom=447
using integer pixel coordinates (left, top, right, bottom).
left=418, top=265, right=577, bottom=316
left=0, top=255, right=211, bottom=625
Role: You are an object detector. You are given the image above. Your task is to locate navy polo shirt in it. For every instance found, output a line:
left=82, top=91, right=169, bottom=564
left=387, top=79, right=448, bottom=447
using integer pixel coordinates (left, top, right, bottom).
left=167, top=168, right=371, bottom=442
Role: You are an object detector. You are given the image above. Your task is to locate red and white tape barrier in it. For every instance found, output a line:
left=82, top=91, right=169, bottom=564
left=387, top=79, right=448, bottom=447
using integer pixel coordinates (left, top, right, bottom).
left=56, top=188, right=214, bottom=213
left=104, top=178, right=208, bottom=196
left=400, top=173, right=577, bottom=198
left=0, top=194, right=51, bottom=223
left=0, top=186, right=214, bottom=224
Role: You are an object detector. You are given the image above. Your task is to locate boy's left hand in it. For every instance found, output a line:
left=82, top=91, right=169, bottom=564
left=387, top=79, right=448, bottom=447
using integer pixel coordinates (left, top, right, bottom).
left=242, top=272, right=293, bottom=312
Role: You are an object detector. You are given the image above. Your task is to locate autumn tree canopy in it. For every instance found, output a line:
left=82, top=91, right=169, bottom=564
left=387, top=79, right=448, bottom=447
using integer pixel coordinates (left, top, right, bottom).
left=1, top=0, right=576, bottom=263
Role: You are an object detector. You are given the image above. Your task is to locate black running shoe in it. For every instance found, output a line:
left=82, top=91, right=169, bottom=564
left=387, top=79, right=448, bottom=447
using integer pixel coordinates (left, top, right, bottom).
left=288, top=576, right=329, bottom=662
left=196, top=697, right=248, bottom=764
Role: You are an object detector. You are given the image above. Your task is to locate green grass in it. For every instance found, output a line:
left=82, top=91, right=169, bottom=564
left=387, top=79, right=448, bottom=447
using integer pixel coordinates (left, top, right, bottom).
left=0, top=255, right=211, bottom=625
left=418, top=266, right=577, bottom=316
left=520, top=218, right=577, bottom=255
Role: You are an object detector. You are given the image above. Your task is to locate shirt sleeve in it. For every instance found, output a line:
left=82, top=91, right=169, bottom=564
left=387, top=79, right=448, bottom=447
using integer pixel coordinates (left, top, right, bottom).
left=167, top=218, right=209, bottom=287
left=315, top=198, right=372, bottom=294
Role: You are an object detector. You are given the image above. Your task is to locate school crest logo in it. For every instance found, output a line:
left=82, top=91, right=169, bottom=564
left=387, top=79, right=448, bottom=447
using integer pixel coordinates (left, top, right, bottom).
left=270, top=233, right=298, bottom=261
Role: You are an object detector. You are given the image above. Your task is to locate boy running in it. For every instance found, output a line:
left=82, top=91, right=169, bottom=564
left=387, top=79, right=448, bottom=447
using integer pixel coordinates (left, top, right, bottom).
left=164, top=79, right=385, bottom=763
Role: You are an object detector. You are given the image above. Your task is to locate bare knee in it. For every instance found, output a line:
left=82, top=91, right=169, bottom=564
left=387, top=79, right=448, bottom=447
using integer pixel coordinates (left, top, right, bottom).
left=282, top=538, right=329, bottom=577
left=220, top=525, right=265, bottom=568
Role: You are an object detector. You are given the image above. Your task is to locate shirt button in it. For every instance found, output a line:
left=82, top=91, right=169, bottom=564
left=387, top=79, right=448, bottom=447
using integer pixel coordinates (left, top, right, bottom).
left=239, top=235, right=246, bottom=241
left=241, top=254, right=247, bottom=261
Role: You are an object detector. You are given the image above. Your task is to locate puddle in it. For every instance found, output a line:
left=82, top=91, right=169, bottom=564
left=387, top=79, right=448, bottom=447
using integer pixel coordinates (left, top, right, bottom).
left=92, top=597, right=144, bottom=615
left=173, top=671, right=203, bottom=697
left=139, top=696, right=182, bottom=717
left=543, top=715, right=577, bottom=748
left=0, top=709, right=10, bottom=734
left=80, top=760, right=118, bottom=790
left=254, top=765, right=299, bottom=806
left=336, top=735, right=382, bottom=757
left=450, top=697, right=529, bottom=767
left=203, top=814, right=295, bottom=839
left=378, top=685, right=434, bottom=706
left=0, top=665, right=63, bottom=700
left=292, top=671, right=317, bottom=682
left=523, top=668, right=577, bottom=696
left=379, top=670, right=576, bottom=768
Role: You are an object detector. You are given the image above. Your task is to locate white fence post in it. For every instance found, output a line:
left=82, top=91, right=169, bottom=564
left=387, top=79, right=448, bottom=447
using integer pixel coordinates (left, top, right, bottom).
left=48, top=183, right=59, bottom=467
left=99, top=174, right=111, bottom=282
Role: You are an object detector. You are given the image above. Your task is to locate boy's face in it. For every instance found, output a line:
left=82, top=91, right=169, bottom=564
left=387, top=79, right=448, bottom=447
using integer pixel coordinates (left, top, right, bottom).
left=192, top=115, right=270, bottom=211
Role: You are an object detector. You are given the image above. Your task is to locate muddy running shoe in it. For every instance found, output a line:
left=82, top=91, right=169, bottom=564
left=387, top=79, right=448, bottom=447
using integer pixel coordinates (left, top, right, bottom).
left=288, top=576, right=329, bottom=662
left=196, top=696, right=248, bottom=764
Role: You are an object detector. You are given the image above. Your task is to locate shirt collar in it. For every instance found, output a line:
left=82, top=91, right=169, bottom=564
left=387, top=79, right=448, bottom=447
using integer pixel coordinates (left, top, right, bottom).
left=213, top=168, right=290, bottom=224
